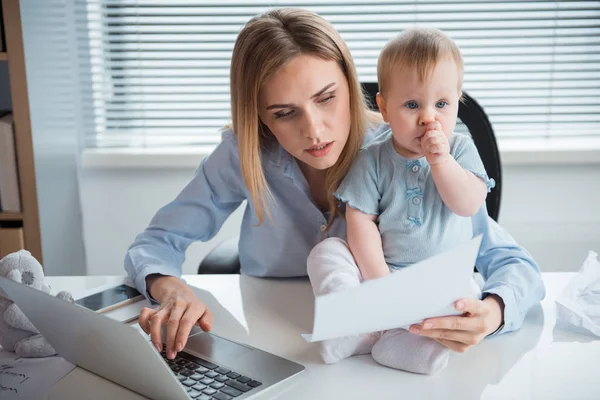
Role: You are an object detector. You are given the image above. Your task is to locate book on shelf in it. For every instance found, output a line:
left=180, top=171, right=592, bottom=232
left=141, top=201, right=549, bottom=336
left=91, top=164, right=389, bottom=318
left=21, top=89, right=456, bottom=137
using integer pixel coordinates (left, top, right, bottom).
left=0, top=227, right=24, bottom=258
left=0, top=112, right=21, bottom=212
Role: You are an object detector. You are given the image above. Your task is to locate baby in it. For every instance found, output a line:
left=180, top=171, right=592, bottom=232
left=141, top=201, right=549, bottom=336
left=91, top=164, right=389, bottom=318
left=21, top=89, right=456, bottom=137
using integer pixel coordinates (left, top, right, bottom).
left=307, top=27, right=495, bottom=374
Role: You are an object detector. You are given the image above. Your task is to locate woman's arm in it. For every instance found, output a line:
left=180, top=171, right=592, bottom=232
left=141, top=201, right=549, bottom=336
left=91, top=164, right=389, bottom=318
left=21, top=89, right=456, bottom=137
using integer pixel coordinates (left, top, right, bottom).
left=124, top=130, right=245, bottom=299
left=126, top=129, right=246, bottom=359
left=346, top=206, right=389, bottom=280
left=471, top=206, right=546, bottom=334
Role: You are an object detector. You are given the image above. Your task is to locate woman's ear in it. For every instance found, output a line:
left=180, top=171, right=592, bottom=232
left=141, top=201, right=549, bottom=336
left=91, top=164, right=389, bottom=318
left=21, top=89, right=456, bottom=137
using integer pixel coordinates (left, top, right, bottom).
left=376, top=92, right=388, bottom=122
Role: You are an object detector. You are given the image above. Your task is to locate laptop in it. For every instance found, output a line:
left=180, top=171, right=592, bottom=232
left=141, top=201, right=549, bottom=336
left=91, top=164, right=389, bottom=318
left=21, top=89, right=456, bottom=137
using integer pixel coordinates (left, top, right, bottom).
left=0, top=277, right=305, bottom=400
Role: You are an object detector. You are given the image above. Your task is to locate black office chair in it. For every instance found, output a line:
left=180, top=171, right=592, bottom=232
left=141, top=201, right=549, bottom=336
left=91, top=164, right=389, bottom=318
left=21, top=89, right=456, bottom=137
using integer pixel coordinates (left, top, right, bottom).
left=198, top=83, right=501, bottom=274
left=198, top=235, right=241, bottom=274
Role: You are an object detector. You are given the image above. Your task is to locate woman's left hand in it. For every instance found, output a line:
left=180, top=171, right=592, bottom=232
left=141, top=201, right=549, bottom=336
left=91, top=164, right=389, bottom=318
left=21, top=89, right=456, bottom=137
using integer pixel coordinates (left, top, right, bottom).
left=409, top=294, right=505, bottom=353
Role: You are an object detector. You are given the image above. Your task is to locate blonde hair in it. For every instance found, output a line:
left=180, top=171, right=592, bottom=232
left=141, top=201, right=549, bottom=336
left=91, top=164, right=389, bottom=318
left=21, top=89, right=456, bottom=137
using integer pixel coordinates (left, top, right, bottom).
left=377, top=27, right=464, bottom=98
left=230, top=8, right=379, bottom=227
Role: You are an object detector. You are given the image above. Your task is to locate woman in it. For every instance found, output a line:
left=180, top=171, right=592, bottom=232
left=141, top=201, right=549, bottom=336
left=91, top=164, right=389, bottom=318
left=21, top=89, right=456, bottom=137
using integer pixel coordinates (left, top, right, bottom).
left=125, top=8, right=545, bottom=361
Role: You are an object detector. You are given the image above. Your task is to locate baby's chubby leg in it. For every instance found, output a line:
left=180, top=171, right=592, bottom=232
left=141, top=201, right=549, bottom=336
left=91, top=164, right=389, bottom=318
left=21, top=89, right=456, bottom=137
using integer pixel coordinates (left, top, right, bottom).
left=307, top=238, right=381, bottom=364
left=371, top=278, right=482, bottom=374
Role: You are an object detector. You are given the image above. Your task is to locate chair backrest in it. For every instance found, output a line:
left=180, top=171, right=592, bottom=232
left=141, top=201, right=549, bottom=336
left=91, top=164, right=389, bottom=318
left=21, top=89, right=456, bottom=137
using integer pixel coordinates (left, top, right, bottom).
left=361, top=82, right=502, bottom=221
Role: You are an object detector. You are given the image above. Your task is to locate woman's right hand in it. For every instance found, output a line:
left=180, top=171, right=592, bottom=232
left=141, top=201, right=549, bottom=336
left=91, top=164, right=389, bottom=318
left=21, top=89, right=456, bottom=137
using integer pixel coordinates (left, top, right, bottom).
left=138, top=275, right=213, bottom=360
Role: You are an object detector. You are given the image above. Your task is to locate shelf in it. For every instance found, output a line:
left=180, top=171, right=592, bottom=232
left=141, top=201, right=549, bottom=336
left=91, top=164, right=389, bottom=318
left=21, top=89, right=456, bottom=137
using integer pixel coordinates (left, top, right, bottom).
left=0, top=212, right=23, bottom=222
left=1, top=0, right=42, bottom=261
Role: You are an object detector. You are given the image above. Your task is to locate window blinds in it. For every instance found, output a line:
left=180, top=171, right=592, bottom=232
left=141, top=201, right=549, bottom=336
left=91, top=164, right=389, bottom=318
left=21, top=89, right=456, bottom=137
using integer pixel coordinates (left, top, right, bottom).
left=76, top=1, right=600, bottom=148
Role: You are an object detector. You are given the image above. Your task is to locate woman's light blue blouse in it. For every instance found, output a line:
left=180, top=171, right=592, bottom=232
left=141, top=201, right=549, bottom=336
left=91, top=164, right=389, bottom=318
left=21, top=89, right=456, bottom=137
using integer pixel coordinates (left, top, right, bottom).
left=335, top=131, right=495, bottom=267
left=124, top=123, right=545, bottom=336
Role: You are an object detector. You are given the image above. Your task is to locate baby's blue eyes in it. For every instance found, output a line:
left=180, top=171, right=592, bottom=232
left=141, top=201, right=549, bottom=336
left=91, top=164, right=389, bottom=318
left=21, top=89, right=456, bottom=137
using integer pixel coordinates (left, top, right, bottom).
left=404, top=101, right=448, bottom=110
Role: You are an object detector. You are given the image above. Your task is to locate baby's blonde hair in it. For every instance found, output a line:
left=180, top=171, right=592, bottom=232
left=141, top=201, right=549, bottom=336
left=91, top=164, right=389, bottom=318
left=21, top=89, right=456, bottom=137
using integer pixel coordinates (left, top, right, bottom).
left=377, top=27, right=464, bottom=98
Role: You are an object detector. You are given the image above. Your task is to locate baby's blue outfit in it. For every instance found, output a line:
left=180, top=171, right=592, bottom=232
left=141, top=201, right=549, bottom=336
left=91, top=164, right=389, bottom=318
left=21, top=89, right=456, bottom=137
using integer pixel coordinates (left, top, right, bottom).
left=335, top=130, right=495, bottom=268
left=125, top=123, right=544, bottom=336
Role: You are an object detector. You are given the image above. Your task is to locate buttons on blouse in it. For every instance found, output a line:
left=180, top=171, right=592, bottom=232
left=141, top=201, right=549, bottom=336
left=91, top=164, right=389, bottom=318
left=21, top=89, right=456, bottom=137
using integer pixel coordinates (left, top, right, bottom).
left=406, top=162, right=423, bottom=225
left=408, top=160, right=421, bottom=174
left=320, top=224, right=327, bottom=232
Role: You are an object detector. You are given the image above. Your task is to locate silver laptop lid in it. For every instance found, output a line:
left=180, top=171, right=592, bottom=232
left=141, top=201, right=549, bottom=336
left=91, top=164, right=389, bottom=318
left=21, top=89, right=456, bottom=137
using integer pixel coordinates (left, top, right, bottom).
left=0, top=276, right=189, bottom=400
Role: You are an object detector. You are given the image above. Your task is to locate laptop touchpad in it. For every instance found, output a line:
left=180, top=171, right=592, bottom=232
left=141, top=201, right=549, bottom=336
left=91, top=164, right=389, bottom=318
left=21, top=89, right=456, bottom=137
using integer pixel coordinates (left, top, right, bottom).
left=186, top=331, right=253, bottom=361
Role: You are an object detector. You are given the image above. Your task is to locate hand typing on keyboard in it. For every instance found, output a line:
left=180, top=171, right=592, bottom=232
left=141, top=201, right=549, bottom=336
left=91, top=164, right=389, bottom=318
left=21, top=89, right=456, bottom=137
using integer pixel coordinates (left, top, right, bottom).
left=139, top=275, right=214, bottom=359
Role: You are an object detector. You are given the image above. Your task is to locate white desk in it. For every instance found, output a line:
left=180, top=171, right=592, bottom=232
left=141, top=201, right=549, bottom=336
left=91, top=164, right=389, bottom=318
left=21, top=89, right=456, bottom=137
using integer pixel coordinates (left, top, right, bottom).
left=44, top=273, right=599, bottom=400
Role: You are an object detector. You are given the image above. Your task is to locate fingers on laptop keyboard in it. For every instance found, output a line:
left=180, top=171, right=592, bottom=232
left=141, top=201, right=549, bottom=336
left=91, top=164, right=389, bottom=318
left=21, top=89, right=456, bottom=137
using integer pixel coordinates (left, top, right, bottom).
left=175, top=306, right=214, bottom=355
left=198, top=307, right=214, bottom=331
left=138, top=307, right=157, bottom=335
left=150, top=308, right=175, bottom=355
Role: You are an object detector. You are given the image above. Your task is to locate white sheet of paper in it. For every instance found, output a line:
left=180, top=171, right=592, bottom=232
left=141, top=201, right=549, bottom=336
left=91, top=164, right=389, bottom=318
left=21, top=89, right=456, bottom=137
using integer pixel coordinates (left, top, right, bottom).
left=0, top=350, right=75, bottom=399
left=302, top=235, right=482, bottom=342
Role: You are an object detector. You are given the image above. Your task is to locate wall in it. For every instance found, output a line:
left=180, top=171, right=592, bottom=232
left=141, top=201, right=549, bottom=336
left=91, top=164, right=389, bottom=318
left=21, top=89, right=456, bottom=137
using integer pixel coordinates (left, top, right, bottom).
left=79, top=163, right=600, bottom=276
left=79, top=167, right=243, bottom=276
left=20, top=0, right=87, bottom=275
left=500, top=164, right=600, bottom=272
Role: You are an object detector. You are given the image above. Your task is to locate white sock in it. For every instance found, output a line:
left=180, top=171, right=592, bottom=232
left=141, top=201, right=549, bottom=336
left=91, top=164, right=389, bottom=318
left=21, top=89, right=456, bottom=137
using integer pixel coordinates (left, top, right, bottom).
left=319, top=331, right=382, bottom=364
left=371, top=328, right=449, bottom=374
left=307, top=238, right=381, bottom=364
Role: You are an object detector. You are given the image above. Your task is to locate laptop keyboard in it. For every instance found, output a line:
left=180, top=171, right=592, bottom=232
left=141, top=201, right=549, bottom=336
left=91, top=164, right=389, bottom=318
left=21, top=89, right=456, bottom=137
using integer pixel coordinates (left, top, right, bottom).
left=161, top=346, right=262, bottom=400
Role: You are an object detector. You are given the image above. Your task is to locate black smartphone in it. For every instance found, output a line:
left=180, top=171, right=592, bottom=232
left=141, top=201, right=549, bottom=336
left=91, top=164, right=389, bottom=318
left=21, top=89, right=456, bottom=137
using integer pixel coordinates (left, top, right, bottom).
left=75, top=284, right=143, bottom=313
